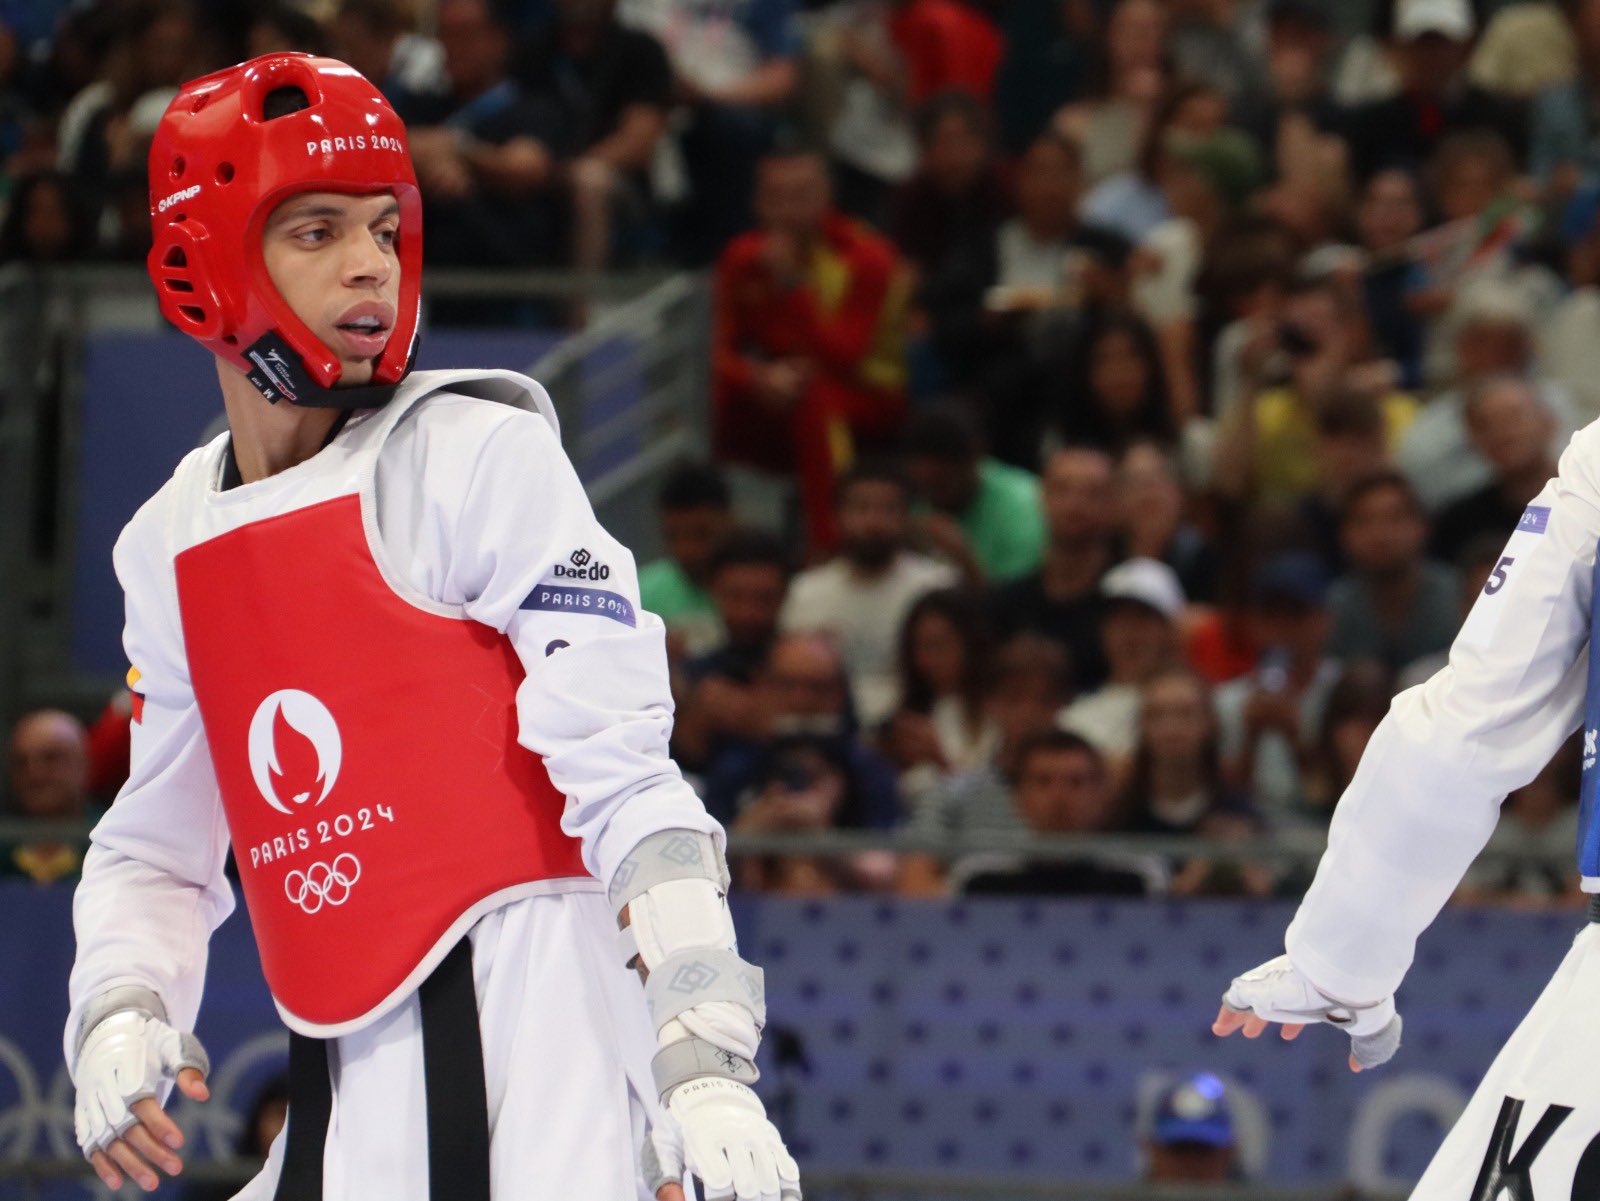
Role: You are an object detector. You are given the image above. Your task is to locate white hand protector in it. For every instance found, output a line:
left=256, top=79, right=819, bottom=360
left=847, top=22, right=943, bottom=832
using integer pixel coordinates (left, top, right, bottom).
left=668, top=1077, right=801, bottom=1201
left=72, top=990, right=209, bottom=1157
left=1223, top=954, right=1403, bottom=1069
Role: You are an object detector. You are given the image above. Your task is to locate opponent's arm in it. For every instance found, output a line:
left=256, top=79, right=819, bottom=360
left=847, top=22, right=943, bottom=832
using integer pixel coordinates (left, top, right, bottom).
left=1219, top=419, right=1600, bottom=1063
left=68, top=503, right=232, bottom=1190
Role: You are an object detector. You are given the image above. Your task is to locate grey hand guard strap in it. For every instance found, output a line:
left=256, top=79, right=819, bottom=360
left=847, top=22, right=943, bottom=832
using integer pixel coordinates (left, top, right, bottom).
left=645, top=947, right=767, bottom=1030
left=653, top=1036, right=760, bottom=1103
left=609, top=830, right=730, bottom=913
left=72, top=985, right=166, bottom=1064
left=1349, top=1013, right=1403, bottom=1070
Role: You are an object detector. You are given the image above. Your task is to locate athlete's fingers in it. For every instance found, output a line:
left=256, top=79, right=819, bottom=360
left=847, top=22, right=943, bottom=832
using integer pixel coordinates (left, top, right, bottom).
left=107, top=1137, right=160, bottom=1192
left=176, top=1067, right=211, bottom=1103
left=655, top=1185, right=687, bottom=1201
left=1212, top=1005, right=1252, bottom=1036
left=1240, top=1014, right=1270, bottom=1039
left=130, top=1096, right=185, bottom=1151
left=1279, top=1023, right=1306, bottom=1041
left=89, top=1150, right=122, bottom=1191
left=123, top=1121, right=183, bottom=1177
left=753, top=1144, right=782, bottom=1199
left=728, top=1144, right=762, bottom=1201
left=1350, top=1054, right=1363, bottom=1074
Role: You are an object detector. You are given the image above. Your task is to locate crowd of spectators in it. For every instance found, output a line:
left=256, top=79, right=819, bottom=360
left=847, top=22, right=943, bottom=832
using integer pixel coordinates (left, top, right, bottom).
left=7, top=0, right=1600, bottom=904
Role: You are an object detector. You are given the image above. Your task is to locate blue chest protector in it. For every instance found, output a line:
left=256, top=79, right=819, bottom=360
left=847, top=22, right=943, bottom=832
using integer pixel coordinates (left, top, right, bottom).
left=1578, top=546, right=1600, bottom=880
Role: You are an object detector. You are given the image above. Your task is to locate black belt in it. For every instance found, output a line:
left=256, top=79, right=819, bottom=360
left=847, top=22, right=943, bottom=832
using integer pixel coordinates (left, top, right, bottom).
left=1589, top=895, right=1600, bottom=924
left=274, top=940, right=491, bottom=1200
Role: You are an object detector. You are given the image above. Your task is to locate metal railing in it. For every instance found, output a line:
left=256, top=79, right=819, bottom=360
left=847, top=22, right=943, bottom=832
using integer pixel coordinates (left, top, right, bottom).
left=0, top=818, right=1585, bottom=877
left=0, top=264, right=707, bottom=729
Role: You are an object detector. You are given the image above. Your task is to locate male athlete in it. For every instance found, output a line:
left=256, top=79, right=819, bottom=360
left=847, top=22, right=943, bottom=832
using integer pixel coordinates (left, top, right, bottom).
left=1214, top=447, right=1600, bottom=1180
left=65, top=53, right=799, bottom=1201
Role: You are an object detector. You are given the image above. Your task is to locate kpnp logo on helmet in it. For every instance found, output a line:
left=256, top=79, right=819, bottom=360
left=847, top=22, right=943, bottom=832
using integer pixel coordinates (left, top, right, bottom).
left=157, top=184, right=201, bottom=212
left=247, top=690, right=342, bottom=815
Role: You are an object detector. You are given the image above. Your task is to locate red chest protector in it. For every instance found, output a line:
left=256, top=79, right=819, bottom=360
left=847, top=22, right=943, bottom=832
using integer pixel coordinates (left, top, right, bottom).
left=175, top=491, right=589, bottom=1034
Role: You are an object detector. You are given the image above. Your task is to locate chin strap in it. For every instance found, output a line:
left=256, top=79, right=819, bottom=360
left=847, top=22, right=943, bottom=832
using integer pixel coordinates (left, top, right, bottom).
left=241, top=330, right=419, bottom=410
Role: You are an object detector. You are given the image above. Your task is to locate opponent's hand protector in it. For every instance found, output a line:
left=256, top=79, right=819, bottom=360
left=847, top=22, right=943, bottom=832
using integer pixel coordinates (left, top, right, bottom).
left=72, top=989, right=209, bottom=1157
left=665, top=1077, right=801, bottom=1201
left=1222, top=954, right=1402, bottom=1070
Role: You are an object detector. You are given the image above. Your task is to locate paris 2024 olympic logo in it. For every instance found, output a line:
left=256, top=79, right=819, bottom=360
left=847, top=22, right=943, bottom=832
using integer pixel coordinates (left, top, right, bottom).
left=247, top=689, right=342, bottom=815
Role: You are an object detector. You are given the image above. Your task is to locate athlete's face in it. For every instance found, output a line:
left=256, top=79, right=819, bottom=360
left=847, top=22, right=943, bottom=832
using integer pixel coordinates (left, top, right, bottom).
left=262, top=191, right=402, bottom=387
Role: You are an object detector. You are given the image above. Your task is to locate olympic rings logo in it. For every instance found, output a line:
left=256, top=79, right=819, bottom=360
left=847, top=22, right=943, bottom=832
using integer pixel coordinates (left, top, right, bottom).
left=283, top=854, right=361, bottom=914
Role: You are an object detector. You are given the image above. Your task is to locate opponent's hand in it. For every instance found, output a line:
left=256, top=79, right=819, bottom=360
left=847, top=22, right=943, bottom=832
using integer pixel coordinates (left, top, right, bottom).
left=666, top=1077, right=801, bottom=1201
left=74, top=1010, right=211, bottom=1192
left=1213, top=954, right=1402, bottom=1072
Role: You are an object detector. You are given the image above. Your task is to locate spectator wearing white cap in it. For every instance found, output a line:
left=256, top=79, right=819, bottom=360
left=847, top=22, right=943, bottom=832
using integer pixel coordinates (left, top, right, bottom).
left=1056, top=557, right=1186, bottom=778
left=1337, top=0, right=1527, bottom=179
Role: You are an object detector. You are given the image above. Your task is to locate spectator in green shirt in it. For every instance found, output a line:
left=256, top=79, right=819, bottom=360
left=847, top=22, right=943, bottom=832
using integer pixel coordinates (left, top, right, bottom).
left=901, top=404, right=1048, bottom=584
left=638, top=462, right=733, bottom=657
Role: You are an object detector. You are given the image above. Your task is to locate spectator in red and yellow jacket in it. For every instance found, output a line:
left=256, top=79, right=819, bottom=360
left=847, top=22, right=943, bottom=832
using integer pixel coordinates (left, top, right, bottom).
left=713, top=149, right=910, bottom=551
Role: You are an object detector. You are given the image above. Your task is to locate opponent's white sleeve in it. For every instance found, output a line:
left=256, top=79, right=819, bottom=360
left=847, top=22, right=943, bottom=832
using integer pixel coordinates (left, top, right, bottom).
left=375, top=394, right=721, bottom=892
left=1286, top=420, right=1600, bottom=1005
left=65, top=489, right=235, bottom=1075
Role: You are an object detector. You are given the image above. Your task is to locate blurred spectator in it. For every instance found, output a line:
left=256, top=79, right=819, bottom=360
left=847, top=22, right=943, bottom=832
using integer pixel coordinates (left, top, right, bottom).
left=0, top=18, right=36, bottom=177
left=1544, top=188, right=1600, bottom=423
left=1529, top=0, right=1600, bottom=192
left=711, top=150, right=909, bottom=551
left=955, top=729, right=1167, bottom=895
left=1053, top=0, right=1170, bottom=185
left=1469, top=0, right=1579, bottom=100
left=780, top=464, right=956, bottom=725
left=899, top=403, right=1046, bottom=585
left=1296, top=389, right=1393, bottom=573
left=1118, top=440, right=1217, bottom=604
left=992, top=0, right=1095, bottom=155
left=1214, top=275, right=1417, bottom=505
left=513, top=0, right=672, bottom=273
left=639, top=462, right=733, bottom=657
left=881, top=587, right=998, bottom=800
left=1215, top=552, right=1339, bottom=820
left=0, top=170, right=93, bottom=264
left=707, top=631, right=899, bottom=835
left=1338, top=0, right=1526, bottom=180
left=1355, top=168, right=1427, bottom=388
left=819, top=0, right=1001, bottom=223
left=2, top=709, right=90, bottom=883
left=1235, top=0, right=1341, bottom=172
left=331, top=0, right=448, bottom=101
left=1080, top=81, right=1229, bottom=244
left=393, top=0, right=564, bottom=270
left=672, top=528, right=792, bottom=768
left=1431, top=376, right=1557, bottom=563
left=1327, top=471, right=1459, bottom=674
left=1144, top=1072, right=1238, bottom=1184
left=897, top=634, right=1069, bottom=895
left=621, top=0, right=800, bottom=261
left=1169, top=0, right=1268, bottom=107
left=888, top=92, right=1010, bottom=289
left=1058, top=557, right=1187, bottom=774
left=1397, top=286, right=1576, bottom=512
left=1053, top=311, right=1177, bottom=456
left=1299, top=661, right=1392, bottom=817
left=929, top=131, right=1124, bottom=462
left=247, top=3, right=331, bottom=58
left=1457, top=732, right=1583, bottom=904
left=989, top=447, right=1119, bottom=691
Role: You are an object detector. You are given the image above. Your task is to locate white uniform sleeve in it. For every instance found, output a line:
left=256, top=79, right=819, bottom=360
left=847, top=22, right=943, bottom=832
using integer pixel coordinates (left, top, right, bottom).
left=65, top=493, right=235, bottom=1074
left=1285, top=421, right=1600, bottom=1004
left=379, top=396, right=721, bottom=892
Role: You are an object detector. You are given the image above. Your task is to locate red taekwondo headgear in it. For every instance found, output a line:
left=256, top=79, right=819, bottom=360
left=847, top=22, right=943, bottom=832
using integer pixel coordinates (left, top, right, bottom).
left=146, top=53, right=423, bottom=409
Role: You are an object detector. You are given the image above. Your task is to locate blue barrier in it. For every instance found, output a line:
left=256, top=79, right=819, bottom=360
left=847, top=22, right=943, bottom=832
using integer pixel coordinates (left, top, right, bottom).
left=0, top=884, right=1572, bottom=1192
